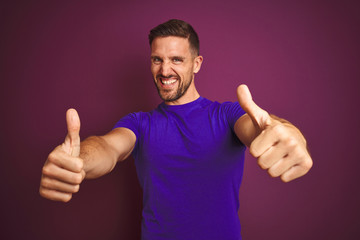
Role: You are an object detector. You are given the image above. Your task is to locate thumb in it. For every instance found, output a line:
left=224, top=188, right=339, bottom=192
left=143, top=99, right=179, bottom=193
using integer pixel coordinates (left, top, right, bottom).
left=63, top=108, right=81, bottom=157
left=237, top=84, right=271, bottom=130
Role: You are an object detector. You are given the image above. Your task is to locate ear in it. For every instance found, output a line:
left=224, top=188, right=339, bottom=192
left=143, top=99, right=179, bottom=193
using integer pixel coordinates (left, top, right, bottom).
left=193, top=55, right=203, bottom=74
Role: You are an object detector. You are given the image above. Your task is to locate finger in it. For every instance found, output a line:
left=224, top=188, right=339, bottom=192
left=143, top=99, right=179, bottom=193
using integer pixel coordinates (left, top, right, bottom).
left=48, top=146, right=83, bottom=173
left=42, top=162, right=83, bottom=185
left=250, top=122, right=286, bottom=157
left=267, top=157, right=296, bottom=178
left=237, top=84, right=271, bottom=130
left=80, top=169, right=86, bottom=181
left=41, top=176, right=80, bottom=193
left=63, top=108, right=81, bottom=157
left=267, top=145, right=312, bottom=179
left=280, top=165, right=309, bottom=182
left=257, top=142, right=289, bottom=170
left=39, top=186, right=72, bottom=202
left=281, top=158, right=313, bottom=182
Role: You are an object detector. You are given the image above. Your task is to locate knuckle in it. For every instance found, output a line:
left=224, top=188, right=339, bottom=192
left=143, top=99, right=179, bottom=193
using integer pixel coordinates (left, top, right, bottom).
left=268, top=168, right=280, bottom=178
left=291, top=146, right=309, bottom=163
left=62, top=194, right=72, bottom=203
left=74, top=159, right=84, bottom=172
left=257, top=158, right=269, bottom=170
left=249, top=146, right=260, bottom=158
left=81, top=170, right=86, bottom=180
left=303, top=158, right=313, bottom=170
left=42, top=165, right=52, bottom=176
left=40, top=177, right=51, bottom=188
left=285, top=137, right=297, bottom=148
left=272, top=124, right=284, bottom=136
left=47, top=151, right=57, bottom=163
left=39, top=187, right=47, bottom=197
left=293, top=146, right=304, bottom=158
left=39, top=187, right=54, bottom=200
left=72, top=184, right=80, bottom=193
left=47, top=145, right=64, bottom=163
left=39, top=186, right=73, bottom=202
left=281, top=175, right=291, bottom=183
left=72, top=174, right=83, bottom=184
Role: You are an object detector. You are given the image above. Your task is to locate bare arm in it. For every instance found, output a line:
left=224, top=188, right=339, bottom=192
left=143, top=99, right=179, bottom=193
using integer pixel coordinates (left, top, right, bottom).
left=81, top=128, right=136, bottom=179
left=234, top=85, right=312, bottom=182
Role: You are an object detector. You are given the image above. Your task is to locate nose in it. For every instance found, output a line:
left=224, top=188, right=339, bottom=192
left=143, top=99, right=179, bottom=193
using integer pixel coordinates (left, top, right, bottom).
left=160, top=61, right=172, bottom=76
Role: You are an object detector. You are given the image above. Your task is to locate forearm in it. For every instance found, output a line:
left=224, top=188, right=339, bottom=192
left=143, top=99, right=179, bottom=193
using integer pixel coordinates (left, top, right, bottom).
left=80, top=128, right=136, bottom=179
left=80, top=136, right=119, bottom=179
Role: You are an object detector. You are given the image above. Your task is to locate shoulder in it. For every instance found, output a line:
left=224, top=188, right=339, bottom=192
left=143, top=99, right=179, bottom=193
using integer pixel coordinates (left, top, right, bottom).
left=209, top=100, right=246, bottom=129
left=203, top=99, right=243, bottom=114
left=117, top=106, right=161, bottom=122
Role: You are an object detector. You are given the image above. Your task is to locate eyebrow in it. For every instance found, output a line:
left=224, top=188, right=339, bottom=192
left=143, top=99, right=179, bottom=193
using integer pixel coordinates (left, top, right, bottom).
left=171, top=56, right=185, bottom=60
left=151, top=55, right=186, bottom=59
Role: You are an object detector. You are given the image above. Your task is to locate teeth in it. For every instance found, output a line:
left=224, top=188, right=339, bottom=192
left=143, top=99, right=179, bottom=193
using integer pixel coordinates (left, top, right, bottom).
left=161, top=79, right=177, bottom=85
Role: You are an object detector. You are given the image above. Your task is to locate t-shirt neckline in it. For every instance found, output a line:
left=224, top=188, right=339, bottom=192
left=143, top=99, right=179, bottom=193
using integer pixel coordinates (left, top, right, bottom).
left=160, top=96, right=205, bottom=110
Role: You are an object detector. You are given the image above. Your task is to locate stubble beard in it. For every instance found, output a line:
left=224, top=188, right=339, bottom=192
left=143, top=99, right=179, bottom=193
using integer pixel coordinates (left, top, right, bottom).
left=155, top=75, right=193, bottom=103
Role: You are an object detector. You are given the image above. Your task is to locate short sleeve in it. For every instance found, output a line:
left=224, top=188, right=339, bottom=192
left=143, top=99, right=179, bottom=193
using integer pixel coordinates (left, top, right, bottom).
left=113, top=113, right=140, bottom=151
left=114, top=112, right=139, bottom=134
left=221, top=102, right=246, bottom=130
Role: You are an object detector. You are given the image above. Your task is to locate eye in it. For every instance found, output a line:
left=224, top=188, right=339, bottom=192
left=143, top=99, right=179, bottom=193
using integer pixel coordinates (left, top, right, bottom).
left=172, top=58, right=183, bottom=64
left=152, top=57, right=162, bottom=64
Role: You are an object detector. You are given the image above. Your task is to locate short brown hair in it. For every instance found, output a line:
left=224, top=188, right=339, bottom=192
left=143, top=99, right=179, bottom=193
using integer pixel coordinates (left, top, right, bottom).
left=148, top=19, right=200, bottom=56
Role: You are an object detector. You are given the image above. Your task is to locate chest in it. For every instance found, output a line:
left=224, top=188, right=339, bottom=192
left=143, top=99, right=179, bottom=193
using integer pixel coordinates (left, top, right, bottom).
left=137, top=112, right=240, bottom=168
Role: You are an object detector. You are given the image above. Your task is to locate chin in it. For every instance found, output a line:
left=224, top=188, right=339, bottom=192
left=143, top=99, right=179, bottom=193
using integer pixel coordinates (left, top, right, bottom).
left=159, top=92, right=180, bottom=102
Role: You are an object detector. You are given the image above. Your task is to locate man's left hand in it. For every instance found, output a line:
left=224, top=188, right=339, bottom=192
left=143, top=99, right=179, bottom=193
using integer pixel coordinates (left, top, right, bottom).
left=236, top=84, right=313, bottom=182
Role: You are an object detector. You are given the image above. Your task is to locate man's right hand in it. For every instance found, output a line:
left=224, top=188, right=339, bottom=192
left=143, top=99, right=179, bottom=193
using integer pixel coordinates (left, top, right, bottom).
left=39, top=109, right=86, bottom=202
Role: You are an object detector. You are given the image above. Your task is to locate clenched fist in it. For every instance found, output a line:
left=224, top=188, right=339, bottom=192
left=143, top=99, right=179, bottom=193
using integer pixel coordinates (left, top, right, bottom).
left=237, top=85, right=313, bottom=182
left=39, top=109, right=86, bottom=202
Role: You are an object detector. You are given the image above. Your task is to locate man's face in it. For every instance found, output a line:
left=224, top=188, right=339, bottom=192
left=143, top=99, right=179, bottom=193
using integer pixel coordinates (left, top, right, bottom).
left=150, top=36, right=202, bottom=104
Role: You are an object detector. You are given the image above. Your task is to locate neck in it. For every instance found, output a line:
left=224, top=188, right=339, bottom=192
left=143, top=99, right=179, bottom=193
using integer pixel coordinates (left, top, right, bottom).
left=165, top=83, right=200, bottom=106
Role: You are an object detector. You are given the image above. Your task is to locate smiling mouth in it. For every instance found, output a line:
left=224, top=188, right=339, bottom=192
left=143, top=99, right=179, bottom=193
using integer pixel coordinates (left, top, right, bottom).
left=157, top=75, right=179, bottom=87
left=161, top=79, right=177, bottom=85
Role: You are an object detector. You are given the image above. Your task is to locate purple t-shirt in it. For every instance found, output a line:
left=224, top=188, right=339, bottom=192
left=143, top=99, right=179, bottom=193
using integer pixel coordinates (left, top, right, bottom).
left=114, top=97, right=246, bottom=240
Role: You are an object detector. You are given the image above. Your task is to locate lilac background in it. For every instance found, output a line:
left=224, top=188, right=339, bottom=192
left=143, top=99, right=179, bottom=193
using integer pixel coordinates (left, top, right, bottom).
left=1, top=0, right=359, bottom=239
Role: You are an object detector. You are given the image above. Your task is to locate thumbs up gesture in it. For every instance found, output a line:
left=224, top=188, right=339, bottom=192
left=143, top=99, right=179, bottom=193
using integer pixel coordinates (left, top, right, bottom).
left=39, top=109, right=86, bottom=202
left=237, top=85, right=313, bottom=182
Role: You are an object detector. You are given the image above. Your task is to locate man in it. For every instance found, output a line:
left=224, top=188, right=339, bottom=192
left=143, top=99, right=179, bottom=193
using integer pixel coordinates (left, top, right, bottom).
left=40, top=19, right=312, bottom=239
